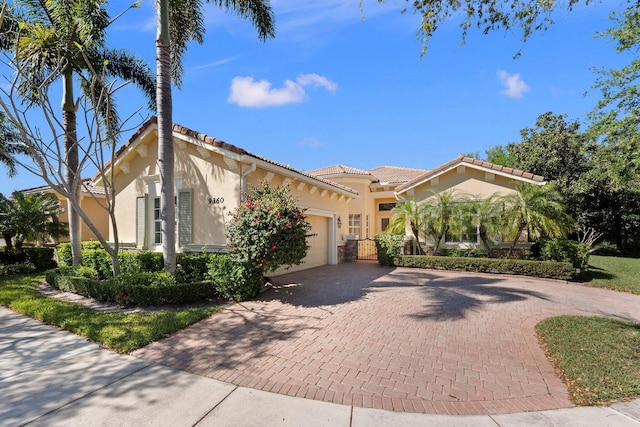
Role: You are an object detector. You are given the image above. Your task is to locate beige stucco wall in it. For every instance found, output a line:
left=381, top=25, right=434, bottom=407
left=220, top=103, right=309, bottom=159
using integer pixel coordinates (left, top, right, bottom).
left=110, top=133, right=241, bottom=249
left=246, top=169, right=351, bottom=251
left=52, top=194, right=109, bottom=243
left=410, top=166, right=520, bottom=203
left=110, top=132, right=352, bottom=267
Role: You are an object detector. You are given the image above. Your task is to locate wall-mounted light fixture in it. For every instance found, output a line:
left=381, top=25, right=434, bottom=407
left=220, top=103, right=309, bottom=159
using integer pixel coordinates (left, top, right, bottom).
left=337, top=216, right=342, bottom=228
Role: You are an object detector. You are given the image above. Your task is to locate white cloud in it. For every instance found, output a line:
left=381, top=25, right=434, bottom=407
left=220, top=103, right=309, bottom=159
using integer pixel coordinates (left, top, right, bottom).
left=298, top=137, right=324, bottom=147
left=193, top=56, right=239, bottom=70
left=497, top=70, right=530, bottom=99
left=228, top=73, right=337, bottom=108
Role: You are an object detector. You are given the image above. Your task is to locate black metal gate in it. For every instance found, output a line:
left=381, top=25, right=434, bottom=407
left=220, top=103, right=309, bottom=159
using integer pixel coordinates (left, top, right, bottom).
left=357, top=238, right=378, bottom=260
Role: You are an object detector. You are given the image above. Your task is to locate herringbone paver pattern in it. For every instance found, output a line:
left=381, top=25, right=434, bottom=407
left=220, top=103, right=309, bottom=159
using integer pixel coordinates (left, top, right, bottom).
left=132, top=263, right=640, bottom=415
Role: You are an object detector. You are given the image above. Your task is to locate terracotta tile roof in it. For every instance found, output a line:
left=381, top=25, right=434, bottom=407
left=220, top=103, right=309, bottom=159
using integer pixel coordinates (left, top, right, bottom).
left=19, top=178, right=105, bottom=196
left=307, top=165, right=372, bottom=178
left=104, top=117, right=358, bottom=197
left=395, top=155, right=545, bottom=193
left=368, top=166, right=428, bottom=185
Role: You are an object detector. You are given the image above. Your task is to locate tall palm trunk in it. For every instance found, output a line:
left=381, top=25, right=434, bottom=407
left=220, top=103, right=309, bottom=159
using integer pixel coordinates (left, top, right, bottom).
left=62, top=70, right=82, bottom=266
left=410, top=222, right=423, bottom=255
left=157, top=0, right=176, bottom=274
left=508, top=219, right=527, bottom=257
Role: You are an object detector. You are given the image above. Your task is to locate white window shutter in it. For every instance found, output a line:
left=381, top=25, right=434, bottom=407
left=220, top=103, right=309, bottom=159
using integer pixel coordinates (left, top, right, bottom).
left=178, top=189, right=193, bottom=248
left=136, top=195, right=147, bottom=249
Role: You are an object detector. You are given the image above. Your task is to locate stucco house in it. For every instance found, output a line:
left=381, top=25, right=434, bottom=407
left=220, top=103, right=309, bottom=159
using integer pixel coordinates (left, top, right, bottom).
left=17, top=118, right=548, bottom=272
left=20, top=179, right=109, bottom=244
left=98, top=117, right=358, bottom=273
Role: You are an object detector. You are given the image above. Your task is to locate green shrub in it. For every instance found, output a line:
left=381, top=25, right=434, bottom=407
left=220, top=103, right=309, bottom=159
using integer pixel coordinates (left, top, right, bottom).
left=75, top=265, right=100, bottom=280
left=82, top=249, right=113, bottom=279
left=394, top=255, right=575, bottom=280
left=118, top=251, right=142, bottom=275
left=535, top=238, right=590, bottom=269
left=176, top=253, right=212, bottom=283
left=46, top=268, right=113, bottom=301
left=0, top=262, right=35, bottom=276
left=111, top=272, right=176, bottom=306
left=81, top=241, right=104, bottom=250
left=207, top=254, right=263, bottom=301
left=0, top=248, right=27, bottom=265
left=24, top=247, right=57, bottom=270
left=136, top=251, right=164, bottom=272
left=57, top=243, right=72, bottom=267
left=375, top=234, right=404, bottom=267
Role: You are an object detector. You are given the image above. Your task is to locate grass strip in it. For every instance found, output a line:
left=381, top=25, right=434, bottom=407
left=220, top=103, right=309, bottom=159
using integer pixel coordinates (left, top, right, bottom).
left=586, top=256, right=640, bottom=295
left=537, top=315, right=640, bottom=405
left=0, top=273, right=219, bottom=353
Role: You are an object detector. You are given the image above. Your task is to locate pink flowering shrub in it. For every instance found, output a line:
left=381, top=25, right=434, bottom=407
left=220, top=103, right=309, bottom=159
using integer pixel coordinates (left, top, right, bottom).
left=226, top=182, right=312, bottom=272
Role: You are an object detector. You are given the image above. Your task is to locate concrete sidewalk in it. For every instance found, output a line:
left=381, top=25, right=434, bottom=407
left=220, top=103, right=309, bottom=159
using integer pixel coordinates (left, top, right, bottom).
left=2, top=307, right=640, bottom=426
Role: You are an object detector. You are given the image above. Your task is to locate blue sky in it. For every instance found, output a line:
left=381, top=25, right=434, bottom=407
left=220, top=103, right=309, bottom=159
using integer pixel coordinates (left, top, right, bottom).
left=4, top=0, right=631, bottom=193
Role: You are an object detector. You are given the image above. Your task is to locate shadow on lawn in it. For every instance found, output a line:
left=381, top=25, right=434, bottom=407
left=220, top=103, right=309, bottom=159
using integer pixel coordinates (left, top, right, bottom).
left=266, top=262, right=551, bottom=321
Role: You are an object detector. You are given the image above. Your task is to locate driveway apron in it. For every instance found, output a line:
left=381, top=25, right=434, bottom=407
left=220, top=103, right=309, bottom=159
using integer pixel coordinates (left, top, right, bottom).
left=132, top=262, right=640, bottom=415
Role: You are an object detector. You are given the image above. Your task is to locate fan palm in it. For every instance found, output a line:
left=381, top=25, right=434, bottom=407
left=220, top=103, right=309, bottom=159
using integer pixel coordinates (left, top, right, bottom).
left=9, top=0, right=155, bottom=266
left=155, top=0, right=275, bottom=273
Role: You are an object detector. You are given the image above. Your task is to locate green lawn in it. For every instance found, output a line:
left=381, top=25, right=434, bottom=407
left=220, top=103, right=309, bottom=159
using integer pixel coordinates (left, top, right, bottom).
left=0, top=273, right=220, bottom=353
left=536, top=255, right=640, bottom=405
left=586, top=255, right=640, bottom=294
left=537, top=315, right=640, bottom=406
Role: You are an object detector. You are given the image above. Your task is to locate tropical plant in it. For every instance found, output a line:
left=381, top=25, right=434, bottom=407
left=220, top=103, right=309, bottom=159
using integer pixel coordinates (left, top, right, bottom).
left=8, top=0, right=155, bottom=267
left=464, top=194, right=505, bottom=251
left=0, top=191, right=67, bottom=251
left=226, top=182, right=312, bottom=273
left=421, top=189, right=465, bottom=255
left=502, top=183, right=574, bottom=255
left=0, top=111, right=26, bottom=177
left=387, top=199, right=425, bottom=254
left=155, top=0, right=275, bottom=274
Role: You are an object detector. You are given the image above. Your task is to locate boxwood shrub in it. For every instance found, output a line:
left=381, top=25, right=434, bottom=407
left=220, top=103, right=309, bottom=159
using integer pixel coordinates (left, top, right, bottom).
left=206, top=255, right=263, bottom=301
left=24, top=247, right=57, bottom=270
left=394, top=255, right=575, bottom=280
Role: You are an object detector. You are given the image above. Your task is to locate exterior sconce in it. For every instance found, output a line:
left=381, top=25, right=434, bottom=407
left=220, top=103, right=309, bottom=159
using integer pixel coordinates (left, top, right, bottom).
left=337, top=216, right=342, bottom=228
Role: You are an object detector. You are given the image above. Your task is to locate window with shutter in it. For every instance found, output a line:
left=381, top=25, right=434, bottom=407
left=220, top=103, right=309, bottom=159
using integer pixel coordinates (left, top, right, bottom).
left=136, top=195, right=147, bottom=249
left=178, top=189, right=193, bottom=248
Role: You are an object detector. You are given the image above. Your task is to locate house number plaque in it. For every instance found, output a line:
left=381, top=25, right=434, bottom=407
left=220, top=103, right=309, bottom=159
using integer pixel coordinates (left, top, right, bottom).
left=208, top=197, right=225, bottom=204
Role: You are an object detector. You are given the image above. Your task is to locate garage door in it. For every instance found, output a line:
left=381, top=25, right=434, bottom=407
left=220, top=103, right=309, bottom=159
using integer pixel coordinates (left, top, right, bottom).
left=271, top=215, right=328, bottom=275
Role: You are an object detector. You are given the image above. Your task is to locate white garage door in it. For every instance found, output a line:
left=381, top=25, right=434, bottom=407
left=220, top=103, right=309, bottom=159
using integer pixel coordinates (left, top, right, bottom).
left=271, top=215, right=329, bottom=275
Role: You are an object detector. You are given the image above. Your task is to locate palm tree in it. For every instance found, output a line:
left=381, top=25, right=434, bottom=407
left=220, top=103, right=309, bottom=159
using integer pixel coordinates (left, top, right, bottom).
left=503, top=183, right=574, bottom=255
left=464, top=194, right=505, bottom=252
left=0, top=111, right=26, bottom=177
left=155, top=0, right=275, bottom=273
left=387, top=199, right=425, bottom=254
left=0, top=191, right=67, bottom=252
left=11, top=0, right=155, bottom=266
left=421, top=189, right=464, bottom=255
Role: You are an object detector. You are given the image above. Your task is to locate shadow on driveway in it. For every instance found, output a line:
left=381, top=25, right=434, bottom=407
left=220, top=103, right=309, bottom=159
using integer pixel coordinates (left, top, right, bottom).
left=267, top=262, right=550, bottom=321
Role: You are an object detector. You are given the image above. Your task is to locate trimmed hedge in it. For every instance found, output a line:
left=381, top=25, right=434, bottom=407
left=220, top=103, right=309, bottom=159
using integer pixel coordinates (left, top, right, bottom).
left=46, top=268, right=219, bottom=306
left=206, top=255, right=263, bottom=301
left=45, top=252, right=264, bottom=305
left=1, top=262, right=36, bottom=276
left=394, top=255, right=575, bottom=280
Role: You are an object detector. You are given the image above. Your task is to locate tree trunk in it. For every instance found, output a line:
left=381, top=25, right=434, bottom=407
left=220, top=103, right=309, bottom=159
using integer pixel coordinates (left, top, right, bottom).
left=3, top=233, right=13, bottom=251
left=508, top=221, right=527, bottom=257
left=157, top=0, right=176, bottom=274
left=62, top=70, right=82, bottom=266
left=410, top=223, right=423, bottom=255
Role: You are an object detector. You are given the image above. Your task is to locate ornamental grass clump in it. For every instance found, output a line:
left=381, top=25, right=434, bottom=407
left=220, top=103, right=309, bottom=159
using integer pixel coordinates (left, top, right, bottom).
left=226, top=182, right=312, bottom=273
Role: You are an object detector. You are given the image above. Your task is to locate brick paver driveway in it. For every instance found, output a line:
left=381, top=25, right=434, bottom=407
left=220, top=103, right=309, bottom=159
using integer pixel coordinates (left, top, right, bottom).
left=132, top=262, right=640, bottom=415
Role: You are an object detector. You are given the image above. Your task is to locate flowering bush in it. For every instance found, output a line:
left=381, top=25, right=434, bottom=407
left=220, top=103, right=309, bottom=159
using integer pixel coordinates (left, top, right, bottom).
left=226, top=182, right=312, bottom=272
